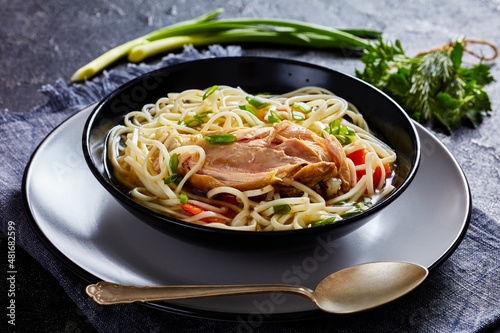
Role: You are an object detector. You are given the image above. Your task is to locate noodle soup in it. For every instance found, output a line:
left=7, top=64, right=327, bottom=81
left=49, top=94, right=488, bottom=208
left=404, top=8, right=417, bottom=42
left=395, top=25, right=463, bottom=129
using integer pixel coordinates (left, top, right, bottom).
left=107, top=85, right=396, bottom=231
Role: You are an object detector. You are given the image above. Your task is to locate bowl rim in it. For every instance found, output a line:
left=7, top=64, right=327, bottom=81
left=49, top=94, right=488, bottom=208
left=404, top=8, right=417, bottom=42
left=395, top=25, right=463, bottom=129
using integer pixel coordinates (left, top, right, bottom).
left=82, top=55, right=421, bottom=238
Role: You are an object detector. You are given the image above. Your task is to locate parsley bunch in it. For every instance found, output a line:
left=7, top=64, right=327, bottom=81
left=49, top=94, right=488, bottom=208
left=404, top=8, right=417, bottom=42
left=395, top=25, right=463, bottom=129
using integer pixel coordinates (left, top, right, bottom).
left=355, top=37, right=494, bottom=133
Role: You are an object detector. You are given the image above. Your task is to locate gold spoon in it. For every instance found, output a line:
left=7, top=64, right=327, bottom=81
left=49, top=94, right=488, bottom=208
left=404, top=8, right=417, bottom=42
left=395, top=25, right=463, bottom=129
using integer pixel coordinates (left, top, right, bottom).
left=86, top=261, right=427, bottom=314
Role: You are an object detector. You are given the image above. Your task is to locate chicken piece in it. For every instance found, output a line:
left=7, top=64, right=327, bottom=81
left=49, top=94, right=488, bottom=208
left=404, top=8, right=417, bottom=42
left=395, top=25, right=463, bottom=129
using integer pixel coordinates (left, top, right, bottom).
left=167, top=121, right=352, bottom=198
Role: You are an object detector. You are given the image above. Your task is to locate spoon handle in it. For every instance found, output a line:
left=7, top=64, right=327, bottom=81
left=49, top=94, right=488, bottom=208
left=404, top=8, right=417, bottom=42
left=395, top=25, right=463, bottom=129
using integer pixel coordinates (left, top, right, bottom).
left=86, top=281, right=314, bottom=305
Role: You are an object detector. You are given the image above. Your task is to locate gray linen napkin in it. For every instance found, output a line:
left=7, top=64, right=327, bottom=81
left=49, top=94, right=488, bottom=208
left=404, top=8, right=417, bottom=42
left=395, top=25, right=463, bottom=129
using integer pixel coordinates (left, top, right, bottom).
left=1, top=45, right=499, bottom=333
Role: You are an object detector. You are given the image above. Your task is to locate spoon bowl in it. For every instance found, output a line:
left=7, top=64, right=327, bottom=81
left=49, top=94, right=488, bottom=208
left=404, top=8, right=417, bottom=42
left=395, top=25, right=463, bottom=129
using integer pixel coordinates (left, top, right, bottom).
left=86, top=261, right=428, bottom=314
left=312, top=261, right=428, bottom=313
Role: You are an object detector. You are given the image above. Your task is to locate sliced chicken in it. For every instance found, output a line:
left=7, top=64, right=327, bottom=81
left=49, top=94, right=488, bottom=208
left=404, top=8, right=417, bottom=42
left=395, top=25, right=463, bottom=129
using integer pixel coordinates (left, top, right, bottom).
left=166, top=121, right=352, bottom=198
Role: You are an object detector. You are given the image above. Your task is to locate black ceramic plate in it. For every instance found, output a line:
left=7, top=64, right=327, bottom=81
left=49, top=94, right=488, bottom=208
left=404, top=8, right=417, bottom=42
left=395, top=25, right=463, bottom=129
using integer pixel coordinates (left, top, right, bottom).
left=83, top=57, right=420, bottom=248
left=23, top=104, right=469, bottom=320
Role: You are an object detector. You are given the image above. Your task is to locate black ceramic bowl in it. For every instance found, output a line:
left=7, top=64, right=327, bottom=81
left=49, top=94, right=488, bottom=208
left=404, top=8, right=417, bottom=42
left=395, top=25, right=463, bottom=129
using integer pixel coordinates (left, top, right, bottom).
left=83, top=57, right=420, bottom=249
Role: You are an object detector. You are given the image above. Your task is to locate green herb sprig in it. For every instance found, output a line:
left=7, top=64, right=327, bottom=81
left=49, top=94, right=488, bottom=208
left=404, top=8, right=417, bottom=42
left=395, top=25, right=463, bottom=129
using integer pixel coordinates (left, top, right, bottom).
left=356, top=37, right=495, bottom=133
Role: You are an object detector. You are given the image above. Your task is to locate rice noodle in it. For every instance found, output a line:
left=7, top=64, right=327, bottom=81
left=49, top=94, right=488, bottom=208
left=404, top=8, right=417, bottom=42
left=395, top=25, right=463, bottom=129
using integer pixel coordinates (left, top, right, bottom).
left=108, top=86, right=396, bottom=231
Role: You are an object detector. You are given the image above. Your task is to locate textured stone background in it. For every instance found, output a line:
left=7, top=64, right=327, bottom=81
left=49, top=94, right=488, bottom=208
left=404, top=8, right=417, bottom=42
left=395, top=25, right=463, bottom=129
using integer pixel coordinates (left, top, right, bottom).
left=2, top=0, right=499, bottom=218
left=1, top=0, right=499, bottom=331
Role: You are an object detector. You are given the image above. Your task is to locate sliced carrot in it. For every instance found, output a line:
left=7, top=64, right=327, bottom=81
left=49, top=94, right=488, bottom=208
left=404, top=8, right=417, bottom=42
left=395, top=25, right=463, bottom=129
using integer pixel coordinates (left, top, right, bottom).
left=347, top=149, right=367, bottom=166
left=356, top=169, right=366, bottom=182
left=383, top=162, right=392, bottom=175
left=180, top=203, right=224, bottom=223
left=373, top=166, right=382, bottom=186
left=217, top=193, right=239, bottom=206
left=180, top=203, right=204, bottom=215
left=372, top=163, right=392, bottom=187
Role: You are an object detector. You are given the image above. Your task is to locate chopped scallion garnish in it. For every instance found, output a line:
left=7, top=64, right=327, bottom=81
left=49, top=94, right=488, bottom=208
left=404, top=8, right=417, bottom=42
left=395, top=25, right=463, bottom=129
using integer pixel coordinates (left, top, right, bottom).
left=355, top=196, right=372, bottom=210
left=169, top=153, right=178, bottom=172
left=340, top=210, right=359, bottom=218
left=292, top=102, right=312, bottom=113
left=273, top=204, right=291, bottom=215
left=180, top=193, right=189, bottom=203
left=238, top=104, right=257, bottom=116
left=291, top=110, right=306, bottom=120
left=268, top=110, right=284, bottom=123
left=311, top=216, right=336, bottom=227
left=246, top=95, right=271, bottom=109
left=183, top=111, right=212, bottom=128
left=164, top=174, right=179, bottom=184
left=184, top=119, right=204, bottom=128
left=203, top=133, right=237, bottom=143
left=340, top=197, right=372, bottom=218
left=323, top=119, right=356, bottom=145
left=196, top=111, right=212, bottom=118
left=202, top=85, right=218, bottom=100
left=164, top=153, right=180, bottom=184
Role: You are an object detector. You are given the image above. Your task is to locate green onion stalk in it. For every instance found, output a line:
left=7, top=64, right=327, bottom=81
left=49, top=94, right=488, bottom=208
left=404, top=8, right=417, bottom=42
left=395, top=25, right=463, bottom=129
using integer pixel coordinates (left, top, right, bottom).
left=71, top=8, right=380, bottom=81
